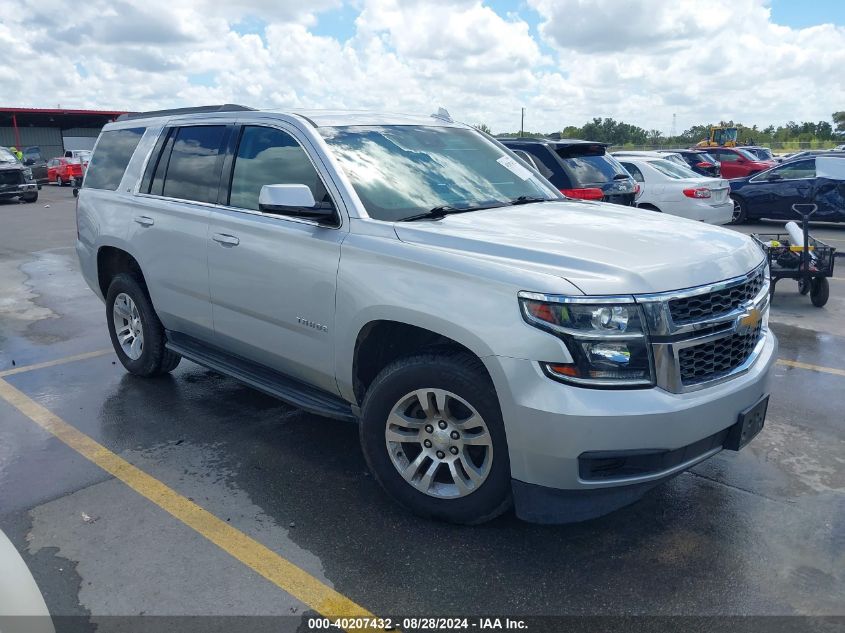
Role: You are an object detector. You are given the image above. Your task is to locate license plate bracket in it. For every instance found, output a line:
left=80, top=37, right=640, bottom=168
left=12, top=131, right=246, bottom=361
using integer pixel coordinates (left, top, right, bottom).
left=724, top=395, right=769, bottom=451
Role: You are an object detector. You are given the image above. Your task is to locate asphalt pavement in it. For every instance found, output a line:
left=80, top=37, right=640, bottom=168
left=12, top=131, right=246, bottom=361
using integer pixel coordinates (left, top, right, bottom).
left=0, top=186, right=843, bottom=632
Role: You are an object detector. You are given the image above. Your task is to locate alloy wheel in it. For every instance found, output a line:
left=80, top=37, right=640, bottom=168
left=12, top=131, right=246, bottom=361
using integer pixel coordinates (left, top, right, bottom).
left=112, top=292, right=144, bottom=360
left=385, top=388, right=493, bottom=499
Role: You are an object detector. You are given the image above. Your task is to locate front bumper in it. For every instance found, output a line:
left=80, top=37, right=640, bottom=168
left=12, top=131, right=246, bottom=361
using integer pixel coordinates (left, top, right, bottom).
left=0, top=182, right=37, bottom=198
left=484, top=328, right=777, bottom=521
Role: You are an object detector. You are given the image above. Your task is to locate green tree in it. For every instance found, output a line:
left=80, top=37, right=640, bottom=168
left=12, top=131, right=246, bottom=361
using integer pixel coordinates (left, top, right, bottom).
left=833, top=111, right=845, bottom=135
left=474, top=123, right=491, bottom=134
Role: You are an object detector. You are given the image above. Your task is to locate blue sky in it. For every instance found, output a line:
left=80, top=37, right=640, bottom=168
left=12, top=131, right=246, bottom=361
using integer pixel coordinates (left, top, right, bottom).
left=301, top=0, right=844, bottom=43
left=769, top=0, right=844, bottom=27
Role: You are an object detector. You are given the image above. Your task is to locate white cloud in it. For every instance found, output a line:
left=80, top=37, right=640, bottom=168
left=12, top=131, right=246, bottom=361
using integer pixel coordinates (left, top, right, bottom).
left=1, top=0, right=843, bottom=134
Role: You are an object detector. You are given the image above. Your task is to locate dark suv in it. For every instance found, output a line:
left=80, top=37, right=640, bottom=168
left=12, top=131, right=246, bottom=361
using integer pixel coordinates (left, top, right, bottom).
left=0, top=146, right=39, bottom=203
left=499, top=138, right=637, bottom=205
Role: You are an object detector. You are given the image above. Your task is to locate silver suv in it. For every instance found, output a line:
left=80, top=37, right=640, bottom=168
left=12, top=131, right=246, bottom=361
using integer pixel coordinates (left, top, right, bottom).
left=76, top=105, right=777, bottom=524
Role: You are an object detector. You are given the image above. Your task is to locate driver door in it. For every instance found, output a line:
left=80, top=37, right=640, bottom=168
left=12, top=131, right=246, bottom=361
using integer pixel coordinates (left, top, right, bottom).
left=206, top=124, right=346, bottom=394
left=745, top=159, right=816, bottom=219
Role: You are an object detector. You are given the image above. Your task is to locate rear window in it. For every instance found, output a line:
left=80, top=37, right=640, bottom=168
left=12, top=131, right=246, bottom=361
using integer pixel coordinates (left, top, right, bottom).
left=554, top=145, right=629, bottom=185
left=85, top=128, right=145, bottom=191
left=649, top=159, right=700, bottom=179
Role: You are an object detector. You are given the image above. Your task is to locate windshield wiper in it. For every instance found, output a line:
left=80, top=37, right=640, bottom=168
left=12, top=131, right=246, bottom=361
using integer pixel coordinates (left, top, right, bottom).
left=509, top=196, right=549, bottom=205
left=399, top=203, right=506, bottom=222
left=612, top=173, right=630, bottom=180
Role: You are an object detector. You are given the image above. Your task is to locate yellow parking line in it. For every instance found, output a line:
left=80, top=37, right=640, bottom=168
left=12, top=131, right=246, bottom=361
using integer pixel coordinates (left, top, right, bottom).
left=777, top=359, right=845, bottom=377
left=0, top=349, right=113, bottom=378
left=0, top=378, right=378, bottom=629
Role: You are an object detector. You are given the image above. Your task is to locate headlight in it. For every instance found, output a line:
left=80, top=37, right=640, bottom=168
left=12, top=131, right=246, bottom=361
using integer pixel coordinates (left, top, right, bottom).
left=23, top=168, right=33, bottom=180
left=519, top=294, right=654, bottom=388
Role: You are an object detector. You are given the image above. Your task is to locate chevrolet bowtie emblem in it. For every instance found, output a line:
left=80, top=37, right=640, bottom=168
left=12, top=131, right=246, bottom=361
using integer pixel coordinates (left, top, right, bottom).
left=737, top=308, right=762, bottom=334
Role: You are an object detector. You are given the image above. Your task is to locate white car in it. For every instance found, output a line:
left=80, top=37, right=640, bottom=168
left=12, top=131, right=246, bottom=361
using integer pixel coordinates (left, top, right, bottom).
left=617, top=156, right=733, bottom=224
left=611, top=150, right=688, bottom=168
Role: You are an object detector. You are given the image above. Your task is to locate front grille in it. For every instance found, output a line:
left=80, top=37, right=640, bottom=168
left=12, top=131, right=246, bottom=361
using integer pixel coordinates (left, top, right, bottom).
left=669, top=268, right=764, bottom=324
left=678, top=324, right=762, bottom=385
left=0, top=171, right=23, bottom=186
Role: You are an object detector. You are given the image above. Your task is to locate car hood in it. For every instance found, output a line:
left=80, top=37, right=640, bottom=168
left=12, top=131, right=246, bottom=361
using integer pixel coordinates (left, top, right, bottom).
left=393, top=201, right=764, bottom=295
left=0, top=162, right=23, bottom=172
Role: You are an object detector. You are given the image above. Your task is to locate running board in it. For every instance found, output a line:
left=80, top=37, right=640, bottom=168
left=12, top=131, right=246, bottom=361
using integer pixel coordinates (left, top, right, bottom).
left=165, top=332, right=356, bottom=422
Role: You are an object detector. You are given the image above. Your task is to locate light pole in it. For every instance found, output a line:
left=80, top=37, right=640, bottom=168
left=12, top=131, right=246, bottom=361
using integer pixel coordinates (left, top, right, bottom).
left=520, top=108, right=525, bottom=138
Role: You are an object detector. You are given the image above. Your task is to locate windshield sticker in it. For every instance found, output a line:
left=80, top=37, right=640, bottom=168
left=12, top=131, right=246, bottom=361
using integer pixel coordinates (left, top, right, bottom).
left=496, top=156, right=533, bottom=181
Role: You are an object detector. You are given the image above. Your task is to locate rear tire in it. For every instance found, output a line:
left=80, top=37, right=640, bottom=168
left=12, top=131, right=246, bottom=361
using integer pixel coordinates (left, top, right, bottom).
left=106, top=273, right=181, bottom=376
left=810, top=277, right=829, bottom=307
left=21, top=192, right=38, bottom=203
left=359, top=351, right=511, bottom=524
left=638, top=203, right=661, bottom=212
left=730, top=196, right=747, bottom=224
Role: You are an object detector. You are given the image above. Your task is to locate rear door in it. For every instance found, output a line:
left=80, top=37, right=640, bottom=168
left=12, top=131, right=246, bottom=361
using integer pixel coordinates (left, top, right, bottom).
left=126, top=124, right=230, bottom=340
left=206, top=123, right=346, bottom=394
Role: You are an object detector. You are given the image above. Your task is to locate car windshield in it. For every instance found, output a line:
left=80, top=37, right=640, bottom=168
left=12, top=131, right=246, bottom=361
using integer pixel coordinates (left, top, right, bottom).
left=554, top=144, right=629, bottom=185
left=697, top=152, right=718, bottom=164
left=649, top=159, right=702, bottom=179
left=320, top=125, right=555, bottom=221
left=0, top=147, right=18, bottom=163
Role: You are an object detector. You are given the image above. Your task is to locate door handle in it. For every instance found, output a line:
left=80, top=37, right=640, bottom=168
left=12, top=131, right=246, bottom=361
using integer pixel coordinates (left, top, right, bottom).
left=212, top=233, right=240, bottom=246
left=134, top=215, right=154, bottom=227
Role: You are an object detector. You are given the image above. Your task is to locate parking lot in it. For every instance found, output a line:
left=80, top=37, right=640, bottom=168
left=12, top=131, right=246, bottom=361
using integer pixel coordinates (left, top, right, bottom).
left=1, top=185, right=843, bottom=630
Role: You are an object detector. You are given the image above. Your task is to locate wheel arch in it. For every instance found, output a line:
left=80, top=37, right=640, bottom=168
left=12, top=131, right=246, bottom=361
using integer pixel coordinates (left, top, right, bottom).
left=96, top=244, right=146, bottom=297
left=348, top=317, right=495, bottom=406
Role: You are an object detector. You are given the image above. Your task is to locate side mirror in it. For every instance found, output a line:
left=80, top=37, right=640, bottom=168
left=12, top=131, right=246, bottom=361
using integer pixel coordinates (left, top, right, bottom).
left=258, top=184, right=334, bottom=218
left=24, top=158, right=34, bottom=166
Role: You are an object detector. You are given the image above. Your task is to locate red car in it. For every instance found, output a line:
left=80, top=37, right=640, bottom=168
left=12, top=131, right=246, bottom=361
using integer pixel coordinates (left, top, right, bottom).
left=703, top=147, right=776, bottom=179
left=47, top=157, right=84, bottom=186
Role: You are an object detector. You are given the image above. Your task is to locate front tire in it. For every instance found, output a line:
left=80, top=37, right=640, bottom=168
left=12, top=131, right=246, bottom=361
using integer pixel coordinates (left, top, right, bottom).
left=359, top=352, right=511, bottom=524
left=106, top=273, right=181, bottom=376
left=55, top=175, right=63, bottom=187
left=22, top=192, right=38, bottom=203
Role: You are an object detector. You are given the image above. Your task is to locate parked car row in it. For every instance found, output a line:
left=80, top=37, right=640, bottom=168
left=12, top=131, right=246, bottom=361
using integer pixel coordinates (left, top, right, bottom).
left=16, top=146, right=91, bottom=186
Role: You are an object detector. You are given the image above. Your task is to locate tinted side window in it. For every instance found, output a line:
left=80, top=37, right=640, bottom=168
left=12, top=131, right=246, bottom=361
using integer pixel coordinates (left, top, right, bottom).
left=229, top=126, right=329, bottom=211
left=84, top=127, right=145, bottom=191
left=161, top=126, right=227, bottom=203
left=716, top=150, right=739, bottom=162
left=774, top=159, right=816, bottom=180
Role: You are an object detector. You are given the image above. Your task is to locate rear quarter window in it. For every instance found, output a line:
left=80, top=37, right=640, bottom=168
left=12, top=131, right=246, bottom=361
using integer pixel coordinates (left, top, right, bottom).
left=84, top=128, right=146, bottom=191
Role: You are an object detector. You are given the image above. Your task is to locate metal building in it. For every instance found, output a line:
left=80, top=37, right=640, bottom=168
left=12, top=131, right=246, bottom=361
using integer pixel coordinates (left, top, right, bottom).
left=0, top=107, right=127, bottom=160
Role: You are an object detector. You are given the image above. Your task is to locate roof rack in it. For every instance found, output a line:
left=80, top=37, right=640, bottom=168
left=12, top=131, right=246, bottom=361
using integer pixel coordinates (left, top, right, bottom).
left=116, top=104, right=255, bottom=121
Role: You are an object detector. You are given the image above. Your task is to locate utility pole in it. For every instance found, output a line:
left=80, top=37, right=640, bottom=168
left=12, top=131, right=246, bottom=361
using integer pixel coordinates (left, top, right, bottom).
left=520, top=108, right=524, bottom=138
left=671, top=113, right=677, bottom=140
